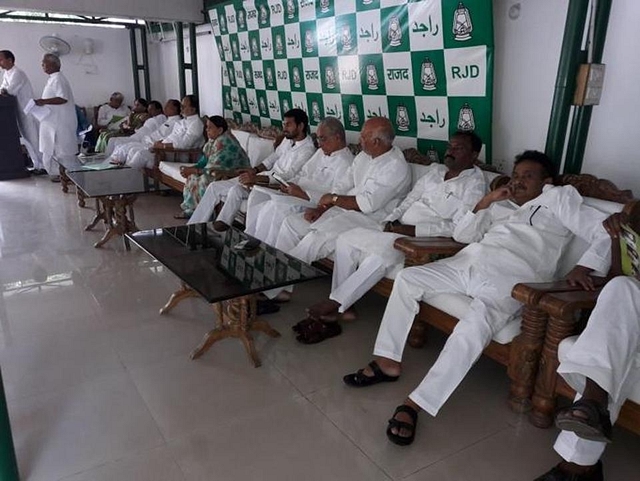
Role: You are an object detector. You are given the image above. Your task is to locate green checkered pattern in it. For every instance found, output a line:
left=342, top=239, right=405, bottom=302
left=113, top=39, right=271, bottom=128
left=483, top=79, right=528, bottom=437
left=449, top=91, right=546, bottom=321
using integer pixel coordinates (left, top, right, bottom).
left=210, top=0, right=494, bottom=162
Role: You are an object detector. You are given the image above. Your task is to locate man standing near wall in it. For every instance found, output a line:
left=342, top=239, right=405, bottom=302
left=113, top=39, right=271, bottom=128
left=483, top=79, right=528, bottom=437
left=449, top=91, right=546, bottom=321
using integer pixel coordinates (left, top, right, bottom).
left=0, top=49, right=44, bottom=174
left=35, top=53, right=78, bottom=180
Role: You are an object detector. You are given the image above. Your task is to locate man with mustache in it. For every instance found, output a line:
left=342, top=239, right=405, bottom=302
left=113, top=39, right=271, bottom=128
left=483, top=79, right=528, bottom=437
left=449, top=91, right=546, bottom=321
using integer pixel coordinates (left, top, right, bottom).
left=297, top=131, right=487, bottom=343
left=344, top=151, right=611, bottom=447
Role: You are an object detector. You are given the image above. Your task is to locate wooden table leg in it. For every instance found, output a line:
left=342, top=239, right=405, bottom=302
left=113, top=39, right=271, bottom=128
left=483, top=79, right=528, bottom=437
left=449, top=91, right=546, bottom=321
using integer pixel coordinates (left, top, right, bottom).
left=159, top=282, right=199, bottom=314
left=85, top=198, right=108, bottom=231
left=190, top=295, right=281, bottom=367
left=93, top=194, right=138, bottom=249
left=77, top=189, right=86, bottom=208
left=59, top=164, right=69, bottom=193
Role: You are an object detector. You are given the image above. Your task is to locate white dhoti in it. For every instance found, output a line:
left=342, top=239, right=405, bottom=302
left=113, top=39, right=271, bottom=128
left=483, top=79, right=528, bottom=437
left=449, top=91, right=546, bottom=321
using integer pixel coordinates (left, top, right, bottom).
left=246, top=187, right=313, bottom=241
left=109, top=141, right=145, bottom=164
left=553, top=276, right=640, bottom=466
left=188, top=179, right=240, bottom=225
left=106, top=136, right=132, bottom=157
left=128, top=149, right=155, bottom=169
left=330, top=228, right=406, bottom=313
left=373, top=260, right=522, bottom=416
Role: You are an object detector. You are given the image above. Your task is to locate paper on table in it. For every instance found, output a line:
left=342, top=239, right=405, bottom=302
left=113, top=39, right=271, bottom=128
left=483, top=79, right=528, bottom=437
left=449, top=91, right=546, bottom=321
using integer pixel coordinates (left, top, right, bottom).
left=23, top=99, right=51, bottom=122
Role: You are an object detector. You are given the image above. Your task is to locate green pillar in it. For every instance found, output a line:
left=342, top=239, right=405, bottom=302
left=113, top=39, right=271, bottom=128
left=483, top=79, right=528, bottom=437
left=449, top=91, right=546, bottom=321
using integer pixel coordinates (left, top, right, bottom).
left=129, top=27, right=141, bottom=99
left=175, top=23, right=186, bottom=99
left=0, top=369, right=19, bottom=481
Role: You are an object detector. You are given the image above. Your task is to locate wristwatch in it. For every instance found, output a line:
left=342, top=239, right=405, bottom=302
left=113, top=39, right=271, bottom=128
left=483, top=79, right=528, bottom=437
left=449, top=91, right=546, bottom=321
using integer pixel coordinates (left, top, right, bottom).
left=331, top=194, right=339, bottom=205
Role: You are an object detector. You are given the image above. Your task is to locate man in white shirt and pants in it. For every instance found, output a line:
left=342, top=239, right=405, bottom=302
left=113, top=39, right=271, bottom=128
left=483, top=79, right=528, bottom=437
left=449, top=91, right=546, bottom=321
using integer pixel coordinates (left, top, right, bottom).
left=302, top=131, right=487, bottom=337
left=188, top=108, right=316, bottom=228
left=35, top=54, right=78, bottom=179
left=0, top=50, right=43, bottom=172
left=246, top=117, right=354, bottom=244
left=96, top=92, right=130, bottom=131
left=127, top=95, right=204, bottom=169
left=107, top=99, right=180, bottom=164
left=105, top=100, right=166, bottom=156
left=344, top=151, right=611, bottom=447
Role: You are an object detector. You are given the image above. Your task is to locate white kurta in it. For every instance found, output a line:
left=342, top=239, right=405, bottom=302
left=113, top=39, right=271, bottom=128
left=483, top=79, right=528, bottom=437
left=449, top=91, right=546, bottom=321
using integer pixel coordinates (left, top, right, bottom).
left=128, top=114, right=204, bottom=169
left=280, top=146, right=412, bottom=263
left=105, top=114, right=167, bottom=156
left=373, top=184, right=610, bottom=416
left=96, top=103, right=130, bottom=130
left=108, top=115, right=180, bottom=164
left=247, top=146, right=354, bottom=242
left=1, top=65, right=42, bottom=168
left=330, top=164, right=487, bottom=312
left=189, top=135, right=316, bottom=226
left=554, top=276, right=640, bottom=466
left=39, top=72, right=78, bottom=174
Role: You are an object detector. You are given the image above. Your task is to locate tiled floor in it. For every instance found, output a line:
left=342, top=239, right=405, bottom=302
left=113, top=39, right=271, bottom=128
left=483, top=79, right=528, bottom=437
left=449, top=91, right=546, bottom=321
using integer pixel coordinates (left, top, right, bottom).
left=1, top=176, right=638, bottom=481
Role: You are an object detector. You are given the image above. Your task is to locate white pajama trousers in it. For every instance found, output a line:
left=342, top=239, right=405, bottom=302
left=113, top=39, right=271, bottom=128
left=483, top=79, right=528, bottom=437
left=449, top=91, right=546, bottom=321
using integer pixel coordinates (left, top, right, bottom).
left=245, top=189, right=275, bottom=237
left=553, top=276, right=640, bottom=466
left=188, top=179, right=241, bottom=225
left=251, top=199, right=312, bottom=245
left=373, top=260, right=522, bottom=416
left=128, top=149, right=155, bottom=169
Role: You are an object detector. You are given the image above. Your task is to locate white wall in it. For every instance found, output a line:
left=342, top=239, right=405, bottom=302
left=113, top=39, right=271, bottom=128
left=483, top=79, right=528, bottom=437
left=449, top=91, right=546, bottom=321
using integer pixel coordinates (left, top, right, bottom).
left=147, top=24, right=223, bottom=117
left=0, top=0, right=203, bottom=23
left=0, top=22, right=135, bottom=114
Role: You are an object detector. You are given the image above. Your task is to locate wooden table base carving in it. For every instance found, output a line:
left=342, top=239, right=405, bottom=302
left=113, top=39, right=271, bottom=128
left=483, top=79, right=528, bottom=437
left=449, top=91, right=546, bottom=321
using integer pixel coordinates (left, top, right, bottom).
left=58, top=164, right=86, bottom=207
left=160, top=282, right=281, bottom=367
left=84, top=194, right=138, bottom=250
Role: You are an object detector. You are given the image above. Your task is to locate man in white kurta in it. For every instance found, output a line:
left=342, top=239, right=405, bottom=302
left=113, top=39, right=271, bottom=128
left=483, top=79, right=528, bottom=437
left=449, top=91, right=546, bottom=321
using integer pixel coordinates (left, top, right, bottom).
left=536, top=274, right=640, bottom=480
left=36, top=54, right=78, bottom=176
left=245, top=117, right=354, bottom=243
left=127, top=95, right=204, bottom=169
left=0, top=50, right=43, bottom=170
left=105, top=100, right=166, bottom=156
left=344, top=151, right=611, bottom=446
left=96, top=92, right=130, bottom=131
left=308, top=131, right=487, bottom=323
left=188, top=108, right=316, bottom=226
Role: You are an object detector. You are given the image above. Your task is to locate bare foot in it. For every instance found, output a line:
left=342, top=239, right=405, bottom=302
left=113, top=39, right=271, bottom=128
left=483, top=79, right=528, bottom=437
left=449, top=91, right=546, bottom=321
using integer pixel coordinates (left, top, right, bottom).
left=307, top=299, right=340, bottom=319
left=338, top=308, right=357, bottom=322
left=360, top=357, right=401, bottom=378
left=273, top=290, right=291, bottom=303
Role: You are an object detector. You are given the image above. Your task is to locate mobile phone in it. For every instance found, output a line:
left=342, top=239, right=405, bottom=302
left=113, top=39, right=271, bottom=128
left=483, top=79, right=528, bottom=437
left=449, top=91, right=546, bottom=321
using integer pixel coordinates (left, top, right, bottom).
left=271, top=173, right=290, bottom=187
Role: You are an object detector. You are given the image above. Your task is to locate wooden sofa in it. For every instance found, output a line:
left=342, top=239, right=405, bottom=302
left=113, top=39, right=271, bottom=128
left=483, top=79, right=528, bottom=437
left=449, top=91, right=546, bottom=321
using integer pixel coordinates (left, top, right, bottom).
left=512, top=198, right=640, bottom=435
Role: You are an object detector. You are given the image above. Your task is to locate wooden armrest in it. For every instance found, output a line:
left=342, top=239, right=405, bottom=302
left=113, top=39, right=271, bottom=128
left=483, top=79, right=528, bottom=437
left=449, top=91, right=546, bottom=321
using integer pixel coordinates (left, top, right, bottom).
left=394, top=236, right=466, bottom=266
left=154, top=147, right=201, bottom=165
left=512, top=277, right=607, bottom=306
left=538, top=289, right=602, bottom=319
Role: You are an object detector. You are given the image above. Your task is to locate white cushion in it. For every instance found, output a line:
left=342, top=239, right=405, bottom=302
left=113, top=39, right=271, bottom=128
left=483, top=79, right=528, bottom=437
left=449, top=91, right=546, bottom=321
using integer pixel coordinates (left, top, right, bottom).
left=558, top=336, right=640, bottom=404
left=247, top=135, right=275, bottom=167
left=230, top=129, right=251, bottom=151
left=483, top=170, right=500, bottom=186
left=158, top=161, right=194, bottom=183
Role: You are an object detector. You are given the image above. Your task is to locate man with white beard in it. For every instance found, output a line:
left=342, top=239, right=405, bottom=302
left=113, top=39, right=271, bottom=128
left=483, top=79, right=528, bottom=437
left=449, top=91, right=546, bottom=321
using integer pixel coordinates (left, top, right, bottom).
left=0, top=50, right=44, bottom=173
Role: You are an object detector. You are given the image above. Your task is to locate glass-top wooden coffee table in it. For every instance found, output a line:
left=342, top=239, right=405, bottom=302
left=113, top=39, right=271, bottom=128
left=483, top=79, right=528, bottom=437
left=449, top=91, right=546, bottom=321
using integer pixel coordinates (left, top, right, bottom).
left=127, top=224, right=327, bottom=367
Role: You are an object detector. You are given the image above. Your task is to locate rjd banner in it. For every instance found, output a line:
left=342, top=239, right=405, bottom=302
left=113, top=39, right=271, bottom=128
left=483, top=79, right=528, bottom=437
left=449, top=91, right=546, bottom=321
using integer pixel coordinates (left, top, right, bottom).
left=209, top=0, right=494, bottom=162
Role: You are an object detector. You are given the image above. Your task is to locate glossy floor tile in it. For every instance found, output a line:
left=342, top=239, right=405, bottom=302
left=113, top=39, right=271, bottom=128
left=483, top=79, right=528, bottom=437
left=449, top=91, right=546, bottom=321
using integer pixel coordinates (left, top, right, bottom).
left=1, top=176, right=639, bottom=480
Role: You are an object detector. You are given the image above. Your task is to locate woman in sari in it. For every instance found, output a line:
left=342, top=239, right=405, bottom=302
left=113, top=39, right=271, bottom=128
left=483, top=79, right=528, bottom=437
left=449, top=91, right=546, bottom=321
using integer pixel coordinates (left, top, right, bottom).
left=94, top=98, right=150, bottom=152
left=175, top=115, right=250, bottom=219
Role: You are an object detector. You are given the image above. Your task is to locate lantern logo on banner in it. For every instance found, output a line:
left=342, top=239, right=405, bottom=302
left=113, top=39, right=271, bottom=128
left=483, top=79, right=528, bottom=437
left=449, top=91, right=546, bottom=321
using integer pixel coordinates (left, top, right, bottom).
left=287, top=0, right=296, bottom=19
left=453, top=2, right=473, bottom=41
left=282, top=98, right=291, bottom=112
left=231, top=39, right=239, bottom=58
left=259, top=97, right=268, bottom=115
left=457, top=103, right=475, bottom=131
left=275, top=34, right=285, bottom=55
left=427, top=145, right=439, bottom=163
left=362, top=0, right=374, bottom=5
left=388, top=15, right=402, bottom=47
left=225, top=92, right=232, bottom=108
left=220, top=14, right=227, bottom=32
left=238, top=10, right=246, bottom=30
left=325, top=66, right=337, bottom=90
left=259, top=4, right=269, bottom=26
left=366, top=64, right=379, bottom=90
left=319, top=0, right=331, bottom=14
left=348, top=103, right=360, bottom=127
left=311, top=101, right=322, bottom=122
left=266, top=67, right=275, bottom=88
left=396, top=105, right=410, bottom=131
left=292, top=66, right=302, bottom=88
left=304, top=29, right=315, bottom=53
left=341, top=24, right=354, bottom=52
left=251, top=37, right=259, bottom=57
left=420, top=58, right=437, bottom=91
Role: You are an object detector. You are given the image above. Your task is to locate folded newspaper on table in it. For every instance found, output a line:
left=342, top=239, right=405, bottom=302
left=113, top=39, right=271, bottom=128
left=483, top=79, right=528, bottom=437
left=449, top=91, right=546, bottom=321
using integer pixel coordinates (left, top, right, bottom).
left=620, top=224, right=640, bottom=277
left=23, top=99, right=50, bottom=122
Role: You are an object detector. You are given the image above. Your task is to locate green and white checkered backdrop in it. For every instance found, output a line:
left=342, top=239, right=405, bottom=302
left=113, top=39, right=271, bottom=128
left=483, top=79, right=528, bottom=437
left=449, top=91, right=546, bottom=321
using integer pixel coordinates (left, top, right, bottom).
left=209, top=0, right=494, bottom=162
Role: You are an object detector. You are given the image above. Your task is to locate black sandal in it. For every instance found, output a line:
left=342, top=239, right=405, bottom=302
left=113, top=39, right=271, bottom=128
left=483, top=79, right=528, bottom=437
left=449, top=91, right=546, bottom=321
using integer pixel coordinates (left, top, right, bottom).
left=292, top=317, right=315, bottom=333
left=295, top=318, right=342, bottom=344
left=555, top=399, right=613, bottom=443
left=386, top=404, right=419, bottom=446
left=343, top=360, right=400, bottom=387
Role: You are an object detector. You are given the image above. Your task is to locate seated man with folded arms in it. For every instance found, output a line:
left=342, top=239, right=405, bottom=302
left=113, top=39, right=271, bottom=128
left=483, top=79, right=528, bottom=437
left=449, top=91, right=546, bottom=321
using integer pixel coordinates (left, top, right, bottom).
left=343, top=151, right=611, bottom=447
left=96, top=92, right=130, bottom=132
left=535, top=213, right=639, bottom=481
left=107, top=99, right=180, bottom=165
left=245, top=117, right=354, bottom=244
left=127, top=95, right=204, bottom=169
left=104, top=100, right=166, bottom=157
left=263, top=117, right=412, bottom=303
left=297, top=131, right=486, bottom=343
left=188, top=108, right=316, bottom=229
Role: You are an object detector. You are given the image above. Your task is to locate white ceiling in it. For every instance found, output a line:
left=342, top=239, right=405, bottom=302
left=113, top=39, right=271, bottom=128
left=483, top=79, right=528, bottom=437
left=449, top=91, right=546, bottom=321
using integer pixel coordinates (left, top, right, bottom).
left=0, top=0, right=204, bottom=23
